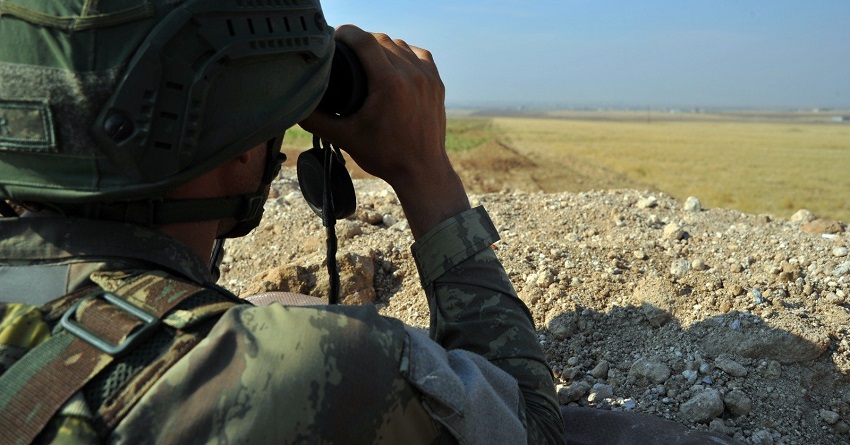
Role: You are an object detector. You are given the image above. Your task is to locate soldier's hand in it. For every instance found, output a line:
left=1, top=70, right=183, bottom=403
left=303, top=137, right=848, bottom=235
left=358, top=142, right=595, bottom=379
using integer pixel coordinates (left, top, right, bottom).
left=301, top=25, right=469, bottom=238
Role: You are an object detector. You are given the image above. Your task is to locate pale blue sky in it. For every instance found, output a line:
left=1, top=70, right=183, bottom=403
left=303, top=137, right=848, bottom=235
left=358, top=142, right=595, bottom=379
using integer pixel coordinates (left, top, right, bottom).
left=321, top=1, right=850, bottom=109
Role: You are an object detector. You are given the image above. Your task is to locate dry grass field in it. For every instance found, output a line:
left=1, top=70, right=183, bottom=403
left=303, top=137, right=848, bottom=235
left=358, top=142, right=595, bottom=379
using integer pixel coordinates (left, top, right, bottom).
left=482, top=112, right=850, bottom=223
left=283, top=111, right=850, bottom=223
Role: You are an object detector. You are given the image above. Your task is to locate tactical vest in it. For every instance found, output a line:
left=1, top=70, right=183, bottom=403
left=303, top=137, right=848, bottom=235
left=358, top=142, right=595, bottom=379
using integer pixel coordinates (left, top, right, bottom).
left=0, top=269, right=242, bottom=444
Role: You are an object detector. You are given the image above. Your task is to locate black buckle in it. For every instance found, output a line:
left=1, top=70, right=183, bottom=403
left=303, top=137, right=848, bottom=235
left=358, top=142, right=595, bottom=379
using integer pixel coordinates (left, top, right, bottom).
left=60, top=291, right=160, bottom=357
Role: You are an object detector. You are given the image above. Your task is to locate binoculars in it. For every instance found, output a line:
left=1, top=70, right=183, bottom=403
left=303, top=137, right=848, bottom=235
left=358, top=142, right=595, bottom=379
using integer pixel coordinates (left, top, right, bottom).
left=317, top=42, right=367, bottom=117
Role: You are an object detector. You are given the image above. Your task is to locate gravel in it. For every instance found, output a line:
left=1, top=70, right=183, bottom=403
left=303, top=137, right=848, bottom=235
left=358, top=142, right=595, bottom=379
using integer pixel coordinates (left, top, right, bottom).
left=222, top=168, right=850, bottom=444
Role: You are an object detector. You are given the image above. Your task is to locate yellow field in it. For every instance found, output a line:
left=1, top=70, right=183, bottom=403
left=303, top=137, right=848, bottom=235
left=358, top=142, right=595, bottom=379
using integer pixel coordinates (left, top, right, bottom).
left=491, top=114, right=850, bottom=222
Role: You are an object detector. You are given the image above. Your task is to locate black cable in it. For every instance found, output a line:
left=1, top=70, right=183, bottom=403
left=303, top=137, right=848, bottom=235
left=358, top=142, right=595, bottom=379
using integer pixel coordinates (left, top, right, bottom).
left=322, top=140, right=340, bottom=305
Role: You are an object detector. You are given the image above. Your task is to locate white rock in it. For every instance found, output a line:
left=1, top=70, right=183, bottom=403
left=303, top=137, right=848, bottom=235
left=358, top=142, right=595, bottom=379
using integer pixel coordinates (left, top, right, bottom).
left=684, top=196, right=702, bottom=212
left=663, top=222, right=685, bottom=240
left=670, top=258, right=691, bottom=277
left=637, top=196, right=658, bottom=209
left=833, top=247, right=849, bottom=257
left=382, top=214, right=398, bottom=227
left=790, top=209, right=815, bottom=223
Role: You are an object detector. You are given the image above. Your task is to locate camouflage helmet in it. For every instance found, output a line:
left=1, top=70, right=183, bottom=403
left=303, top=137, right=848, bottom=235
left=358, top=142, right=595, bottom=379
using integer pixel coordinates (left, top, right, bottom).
left=0, top=0, right=333, bottom=209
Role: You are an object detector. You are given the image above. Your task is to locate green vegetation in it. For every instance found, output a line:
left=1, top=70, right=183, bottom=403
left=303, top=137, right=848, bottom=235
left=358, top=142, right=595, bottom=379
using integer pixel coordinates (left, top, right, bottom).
left=445, top=118, right=498, bottom=152
left=282, top=118, right=498, bottom=153
left=494, top=115, right=850, bottom=222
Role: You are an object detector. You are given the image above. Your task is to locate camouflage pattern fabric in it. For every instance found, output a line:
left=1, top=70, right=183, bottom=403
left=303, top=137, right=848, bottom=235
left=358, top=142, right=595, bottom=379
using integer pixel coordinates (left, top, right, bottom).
left=0, top=207, right=566, bottom=444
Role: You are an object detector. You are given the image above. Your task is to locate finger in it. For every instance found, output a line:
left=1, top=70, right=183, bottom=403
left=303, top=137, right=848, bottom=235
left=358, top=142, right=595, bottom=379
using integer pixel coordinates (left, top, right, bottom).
left=334, top=25, right=398, bottom=79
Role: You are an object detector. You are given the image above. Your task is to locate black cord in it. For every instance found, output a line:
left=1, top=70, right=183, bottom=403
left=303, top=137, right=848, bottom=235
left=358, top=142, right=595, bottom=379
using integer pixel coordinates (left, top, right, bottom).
left=321, top=139, right=341, bottom=305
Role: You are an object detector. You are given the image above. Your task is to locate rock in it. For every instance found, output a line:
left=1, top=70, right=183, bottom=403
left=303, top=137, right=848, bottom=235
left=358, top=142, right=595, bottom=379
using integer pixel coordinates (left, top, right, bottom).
left=314, top=251, right=378, bottom=305
left=834, top=262, right=850, bottom=277
left=637, top=196, right=658, bottom=209
left=820, top=409, right=841, bottom=425
left=382, top=214, right=398, bottom=227
left=547, top=313, right=578, bottom=340
left=536, top=269, right=556, bottom=288
left=691, top=258, right=708, bottom=271
left=709, top=418, right=736, bottom=436
left=670, top=258, right=691, bottom=277
left=663, top=222, right=685, bottom=240
left=337, top=220, right=363, bottom=241
left=701, top=315, right=829, bottom=364
left=590, top=360, right=610, bottom=379
left=588, top=383, right=614, bottom=403
left=750, top=429, right=774, bottom=445
left=642, top=303, right=672, bottom=328
left=801, top=219, right=845, bottom=235
left=631, top=277, right=677, bottom=327
left=684, top=196, right=702, bottom=212
left=680, top=389, right=724, bottom=423
left=628, top=358, right=671, bottom=385
left=715, top=354, right=748, bottom=377
left=723, top=390, right=753, bottom=417
left=242, top=263, right=314, bottom=296
left=790, top=209, right=815, bottom=223
left=557, top=381, right=590, bottom=404
left=765, top=361, right=782, bottom=379
left=833, top=247, right=849, bottom=257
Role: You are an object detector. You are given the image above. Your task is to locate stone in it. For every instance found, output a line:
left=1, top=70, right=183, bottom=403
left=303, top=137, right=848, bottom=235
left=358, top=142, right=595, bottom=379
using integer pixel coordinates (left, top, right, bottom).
left=670, top=258, right=691, bottom=277
left=715, top=354, right=748, bottom=377
left=588, top=383, right=614, bottom=403
left=684, top=196, right=702, bottom=212
left=628, top=358, right=671, bottom=385
left=680, top=389, right=724, bottom=423
left=557, top=381, right=591, bottom=404
left=242, top=263, right=315, bottom=297
left=642, top=303, right=672, bottom=328
left=750, top=429, right=774, bottom=445
left=790, top=209, right=815, bottom=223
left=820, top=409, right=840, bottom=425
left=723, top=390, right=752, bottom=417
left=663, top=222, right=685, bottom=240
left=337, top=220, right=363, bottom=241
left=709, top=418, right=735, bottom=436
left=801, top=219, right=845, bottom=235
left=691, top=258, right=708, bottom=271
left=834, top=262, right=850, bottom=277
left=637, top=196, right=658, bottom=209
left=701, top=316, right=829, bottom=364
left=547, top=313, right=578, bottom=340
left=590, top=360, right=610, bottom=379
left=833, top=247, right=849, bottom=257
left=631, top=277, right=678, bottom=327
left=382, top=214, right=398, bottom=227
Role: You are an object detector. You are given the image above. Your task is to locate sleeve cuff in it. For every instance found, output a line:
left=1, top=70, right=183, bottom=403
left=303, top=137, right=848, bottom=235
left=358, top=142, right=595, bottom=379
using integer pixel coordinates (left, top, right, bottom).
left=411, top=206, right=500, bottom=287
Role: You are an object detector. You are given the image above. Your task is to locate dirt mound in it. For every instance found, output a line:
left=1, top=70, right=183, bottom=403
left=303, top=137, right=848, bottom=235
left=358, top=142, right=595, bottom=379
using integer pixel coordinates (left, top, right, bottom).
left=220, top=167, right=849, bottom=444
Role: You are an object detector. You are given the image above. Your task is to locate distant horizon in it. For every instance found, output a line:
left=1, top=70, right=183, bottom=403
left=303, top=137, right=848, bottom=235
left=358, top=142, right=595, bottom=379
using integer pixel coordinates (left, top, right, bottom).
left=322, top=1, right=850, bottom=110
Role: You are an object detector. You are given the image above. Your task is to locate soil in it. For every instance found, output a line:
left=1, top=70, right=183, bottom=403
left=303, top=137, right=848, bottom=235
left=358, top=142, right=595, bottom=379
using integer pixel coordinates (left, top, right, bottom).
left=221, top=141, right=850, bottom=445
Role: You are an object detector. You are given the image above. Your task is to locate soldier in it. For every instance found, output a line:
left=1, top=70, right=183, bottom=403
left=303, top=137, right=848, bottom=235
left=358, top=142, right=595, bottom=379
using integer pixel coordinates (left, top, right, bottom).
left=0, top=1, right=565, bottom=444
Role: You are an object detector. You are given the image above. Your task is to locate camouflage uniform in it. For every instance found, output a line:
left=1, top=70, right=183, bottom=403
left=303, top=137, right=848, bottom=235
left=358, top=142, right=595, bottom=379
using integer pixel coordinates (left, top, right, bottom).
left=0, top=206, right=567, bottom=444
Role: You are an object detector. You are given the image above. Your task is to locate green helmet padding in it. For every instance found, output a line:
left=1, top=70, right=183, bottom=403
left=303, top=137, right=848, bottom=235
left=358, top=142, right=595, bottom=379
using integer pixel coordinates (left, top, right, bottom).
left=0, top=0, right=333, bottom=203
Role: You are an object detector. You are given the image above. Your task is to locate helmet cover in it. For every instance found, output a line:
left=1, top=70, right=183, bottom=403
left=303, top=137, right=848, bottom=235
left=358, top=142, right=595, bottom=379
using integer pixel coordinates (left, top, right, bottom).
left=0, top=0, right=334, bottom=203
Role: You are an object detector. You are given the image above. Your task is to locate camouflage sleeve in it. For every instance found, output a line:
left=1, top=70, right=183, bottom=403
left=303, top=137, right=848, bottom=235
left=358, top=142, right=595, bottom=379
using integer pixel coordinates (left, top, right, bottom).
left=412, top=206, right=567, bottom=445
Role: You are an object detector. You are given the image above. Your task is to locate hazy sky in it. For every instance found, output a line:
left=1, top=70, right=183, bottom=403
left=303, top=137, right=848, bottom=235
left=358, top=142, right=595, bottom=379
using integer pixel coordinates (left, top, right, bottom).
left=321, top=0, right=850, bottom=109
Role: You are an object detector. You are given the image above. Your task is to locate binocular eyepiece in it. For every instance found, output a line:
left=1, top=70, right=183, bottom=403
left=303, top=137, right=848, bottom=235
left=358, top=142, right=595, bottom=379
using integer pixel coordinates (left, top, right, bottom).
left=316, top=42, right=367, bottom=117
